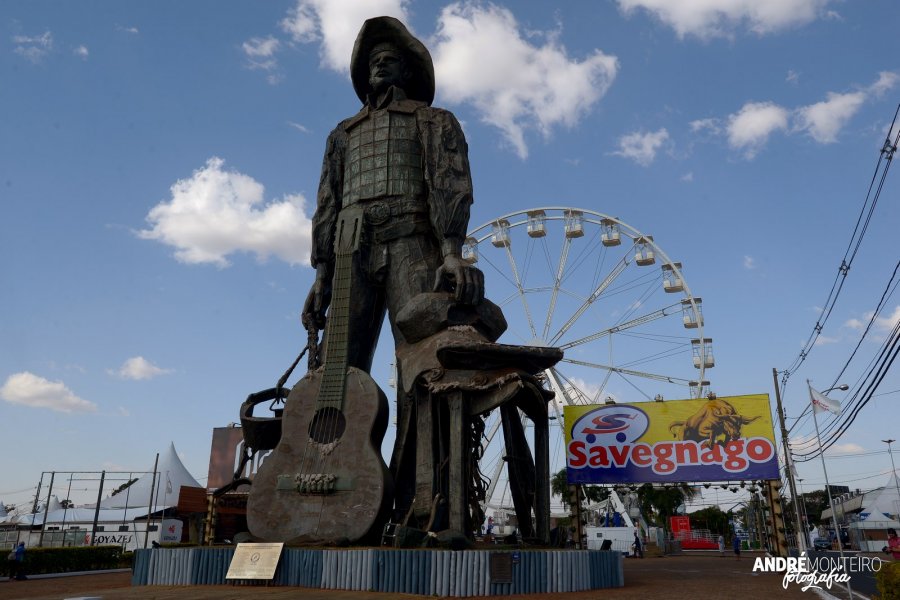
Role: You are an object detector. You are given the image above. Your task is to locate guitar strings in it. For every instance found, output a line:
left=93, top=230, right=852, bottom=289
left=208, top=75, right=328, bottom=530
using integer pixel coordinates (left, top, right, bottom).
left=295, top=216, right=348, bottom=534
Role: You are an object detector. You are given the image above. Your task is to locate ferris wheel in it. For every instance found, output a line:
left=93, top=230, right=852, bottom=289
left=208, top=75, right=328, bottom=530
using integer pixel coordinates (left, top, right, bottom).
left=463, top=207, right=713, bottom=514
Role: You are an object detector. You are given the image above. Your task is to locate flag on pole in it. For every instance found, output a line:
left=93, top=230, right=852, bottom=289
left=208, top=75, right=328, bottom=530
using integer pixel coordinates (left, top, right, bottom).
left=809, top=384, right=841, bottom=415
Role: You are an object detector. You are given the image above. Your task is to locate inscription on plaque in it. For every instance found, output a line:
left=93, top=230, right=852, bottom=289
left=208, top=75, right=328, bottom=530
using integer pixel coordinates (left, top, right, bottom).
left=225, top=542, right=284, bottom=580
left=489, top=553, right=513, bottom=583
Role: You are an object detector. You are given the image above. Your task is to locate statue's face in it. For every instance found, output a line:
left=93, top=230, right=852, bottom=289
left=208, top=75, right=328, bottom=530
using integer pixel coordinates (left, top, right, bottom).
left=368, top=46, right=408, bottom=94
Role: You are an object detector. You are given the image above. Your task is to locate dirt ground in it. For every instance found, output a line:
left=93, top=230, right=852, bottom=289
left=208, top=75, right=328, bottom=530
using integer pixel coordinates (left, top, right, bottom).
left=0, top=552, right=830, bottom=600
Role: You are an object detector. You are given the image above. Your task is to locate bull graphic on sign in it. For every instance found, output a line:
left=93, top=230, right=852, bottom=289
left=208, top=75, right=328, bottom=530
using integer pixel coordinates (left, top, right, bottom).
left=669, top=398, right=760, bottom=448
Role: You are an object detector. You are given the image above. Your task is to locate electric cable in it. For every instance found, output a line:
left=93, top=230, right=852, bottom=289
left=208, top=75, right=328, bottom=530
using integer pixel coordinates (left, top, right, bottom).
left=779, top=104, right=900, bottom=396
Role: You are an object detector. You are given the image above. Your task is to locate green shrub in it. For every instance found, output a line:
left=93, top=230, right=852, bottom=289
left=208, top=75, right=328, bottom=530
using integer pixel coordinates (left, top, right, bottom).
left=876, top=561, right=900, bottom=600
left=0, top=546, right=125, bottom=576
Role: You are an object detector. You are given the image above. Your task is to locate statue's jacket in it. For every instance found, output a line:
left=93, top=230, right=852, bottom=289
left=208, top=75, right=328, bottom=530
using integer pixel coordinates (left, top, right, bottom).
left=310, top=86, right=474, bottom=271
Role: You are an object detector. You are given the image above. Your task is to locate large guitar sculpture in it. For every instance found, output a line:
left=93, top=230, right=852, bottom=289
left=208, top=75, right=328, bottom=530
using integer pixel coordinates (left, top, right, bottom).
left=247, top=208, right=394, bottom=544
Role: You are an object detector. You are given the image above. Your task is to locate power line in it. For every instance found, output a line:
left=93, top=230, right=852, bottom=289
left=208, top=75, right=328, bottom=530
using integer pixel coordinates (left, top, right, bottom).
left=793, top=320, right=900, bottom=460
left=779, top=104, right=900, bottom=394
left=787, top=259, right=900, bottom=437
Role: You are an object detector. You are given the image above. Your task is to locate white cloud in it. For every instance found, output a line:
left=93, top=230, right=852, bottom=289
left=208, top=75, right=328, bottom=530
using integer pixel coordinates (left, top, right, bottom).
left=139, top=157, right=313, bottom=267
left=743, top=255, right=756, bottom=269
left=242, top=37, right=283, bottom=83
left=280, top=0, right=409, bottom=72
left=813, top=334, right=839, bottom=346
left=794, top=91, right=865, bottom=143
left=726, top=101, right=789, bottom=158
left=0, top=372, right=96, bottom=413
left=829, top=443, right=864, bottom=454
left=117, top=25, right=140, bottom=34
left=117, top=406, right=130, bottom=417
left=432, top=3, right=618, bottom=158
left=786, top=69, right=799, bottom=85
left=869, top=71, right=899, bottom=97
left=689, top=117, right=721, bottom=135
left=243, top=36, right=280, bottom=59
left=110, top=357, right=173, bottom=380
left=287, top=121, right=310, bottom=133
left=701, top=72, right=895, bottom=157
left=616, top=0, right=832, bottom=39
left=875, top=305, right=900, bottom=333
left=844, top=317, right=864, bottom=331
left=681, top=172, right=693, bottom=182
left=13, top=31, right=53, bottom=63
left=275, top=2, right=616, bottom=158
left=73, top=45, right=89, bottom=60
left=612, top=128, right=669, bottom=166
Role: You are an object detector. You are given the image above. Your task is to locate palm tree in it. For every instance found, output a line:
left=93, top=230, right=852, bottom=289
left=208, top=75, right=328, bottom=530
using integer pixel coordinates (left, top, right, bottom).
left=550, top=469, right=609, bottom=510
left=637, top=483, right=698, bottom=531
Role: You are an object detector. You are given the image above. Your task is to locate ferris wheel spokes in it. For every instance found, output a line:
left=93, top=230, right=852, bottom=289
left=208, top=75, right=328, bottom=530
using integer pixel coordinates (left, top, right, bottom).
left=557, top=301, right=684, bottom=351
left=547, top=251, right=633, bottom=347
left=562, top=356, right=694, bottom=386
left=541, top=234, right=574, bottom=342
left=497, top=223, right=539, bottom=340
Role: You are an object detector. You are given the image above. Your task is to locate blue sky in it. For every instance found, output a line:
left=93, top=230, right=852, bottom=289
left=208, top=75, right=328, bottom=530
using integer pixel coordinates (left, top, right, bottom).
left=2, top=0, right=898, bottom=512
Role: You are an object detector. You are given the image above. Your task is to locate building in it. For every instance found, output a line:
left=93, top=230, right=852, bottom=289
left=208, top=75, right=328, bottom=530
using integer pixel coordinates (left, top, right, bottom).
left=820, top=473, right=900, bottom=551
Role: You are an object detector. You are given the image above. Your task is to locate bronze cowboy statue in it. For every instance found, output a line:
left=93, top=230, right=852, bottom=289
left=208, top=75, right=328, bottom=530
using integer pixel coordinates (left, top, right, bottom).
left=246, top=16, right=561, bottom=546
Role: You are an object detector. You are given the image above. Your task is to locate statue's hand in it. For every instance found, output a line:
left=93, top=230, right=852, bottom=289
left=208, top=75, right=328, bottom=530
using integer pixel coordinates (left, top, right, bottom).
left=301, top=273, right=331, bottom=332
left=433, top=255, right=485, bottom=305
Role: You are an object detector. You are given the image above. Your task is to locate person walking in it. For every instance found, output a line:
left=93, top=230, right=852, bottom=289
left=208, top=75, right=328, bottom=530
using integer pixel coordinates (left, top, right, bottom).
left=9, top=542, right=25, bottom=580
left=718, top=534, right=725, bottom=557
left=733, top=534, right=742, bottom=561
left=633, top=530, right=644, bottom=558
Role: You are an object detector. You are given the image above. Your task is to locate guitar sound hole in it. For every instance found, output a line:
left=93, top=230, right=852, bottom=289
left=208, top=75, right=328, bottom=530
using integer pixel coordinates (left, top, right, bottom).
left=308, top=407, right=346, bottom=444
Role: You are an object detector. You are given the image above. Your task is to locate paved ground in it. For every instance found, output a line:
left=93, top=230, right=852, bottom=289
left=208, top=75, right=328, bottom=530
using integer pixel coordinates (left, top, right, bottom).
left=1, top=551, right=850, bottom=600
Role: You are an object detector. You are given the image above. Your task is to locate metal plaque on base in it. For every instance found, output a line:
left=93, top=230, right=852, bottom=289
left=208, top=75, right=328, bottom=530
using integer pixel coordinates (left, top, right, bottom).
left=225, top=542, right=284, bottom=581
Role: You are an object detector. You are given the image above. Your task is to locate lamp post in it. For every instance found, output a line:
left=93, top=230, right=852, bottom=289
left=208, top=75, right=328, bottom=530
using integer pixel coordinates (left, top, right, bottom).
left=817, top=384, right=849, bottom=533
left=811, top=382, right=851, bottom=600
left=773, top=369, right=819, bottom=554
left=883, top=439, right=900, bottom=520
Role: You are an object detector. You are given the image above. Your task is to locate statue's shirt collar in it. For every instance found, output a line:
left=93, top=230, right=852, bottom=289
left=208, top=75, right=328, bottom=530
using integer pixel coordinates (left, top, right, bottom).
left=367, top=85, right=408, bottom=109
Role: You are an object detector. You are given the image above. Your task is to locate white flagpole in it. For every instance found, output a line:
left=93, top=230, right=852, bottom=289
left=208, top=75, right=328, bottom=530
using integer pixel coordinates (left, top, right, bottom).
left=810, top=381, right=853, bottom=599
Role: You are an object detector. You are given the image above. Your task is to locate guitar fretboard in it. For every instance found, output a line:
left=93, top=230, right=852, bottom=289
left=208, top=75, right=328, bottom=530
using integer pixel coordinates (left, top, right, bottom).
left=317, top=212, right=361, bottom=410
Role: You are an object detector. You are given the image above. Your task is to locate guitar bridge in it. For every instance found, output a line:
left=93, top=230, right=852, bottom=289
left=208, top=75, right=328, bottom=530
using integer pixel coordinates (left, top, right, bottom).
left=276, top=473, right=352, bottom=495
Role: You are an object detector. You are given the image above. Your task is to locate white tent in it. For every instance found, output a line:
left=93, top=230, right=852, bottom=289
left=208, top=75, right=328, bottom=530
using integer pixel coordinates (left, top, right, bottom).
left=0, top=443, right=200, bottom=549
left=97, top=442, right=201, bottom=510
left=859, top=472, right=900, bottom=520
left=848, top=473, right=900, bottom=551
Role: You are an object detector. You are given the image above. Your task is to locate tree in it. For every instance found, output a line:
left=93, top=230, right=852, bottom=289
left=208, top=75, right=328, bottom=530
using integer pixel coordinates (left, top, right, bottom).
left=550, top=469, right=609, bottom=510
left=689, top=505, right=729, bottom=534
left=638, top=483, right=698, bottom=530
left=801, top=489, right=829, bottom=526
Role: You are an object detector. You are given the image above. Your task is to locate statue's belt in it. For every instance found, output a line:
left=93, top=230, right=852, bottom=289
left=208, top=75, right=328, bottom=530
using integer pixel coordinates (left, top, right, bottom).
left=342, top=199, right=430, bottom=243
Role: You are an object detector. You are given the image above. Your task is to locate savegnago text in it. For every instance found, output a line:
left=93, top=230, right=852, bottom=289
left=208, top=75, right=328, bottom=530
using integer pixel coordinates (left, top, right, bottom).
left=752, top=554, right=883, bottom=592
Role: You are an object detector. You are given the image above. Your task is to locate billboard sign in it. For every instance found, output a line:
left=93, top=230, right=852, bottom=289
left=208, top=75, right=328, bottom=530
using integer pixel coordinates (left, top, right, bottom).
left=564, top=394, right=778, bottom=484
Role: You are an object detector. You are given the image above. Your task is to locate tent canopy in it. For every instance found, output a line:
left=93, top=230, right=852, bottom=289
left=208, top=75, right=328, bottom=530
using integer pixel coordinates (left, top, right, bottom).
left=97, top=442, right=201, bottom=509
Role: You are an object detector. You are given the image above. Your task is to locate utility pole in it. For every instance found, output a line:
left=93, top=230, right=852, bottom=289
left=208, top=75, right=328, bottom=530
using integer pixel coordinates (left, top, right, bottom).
left=773, top=368, right=806, bottom=553
left=883, top=439, right=900, bottom=519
